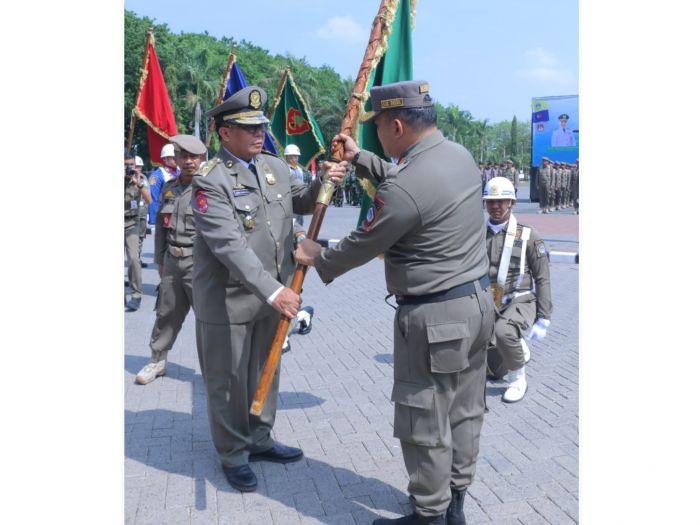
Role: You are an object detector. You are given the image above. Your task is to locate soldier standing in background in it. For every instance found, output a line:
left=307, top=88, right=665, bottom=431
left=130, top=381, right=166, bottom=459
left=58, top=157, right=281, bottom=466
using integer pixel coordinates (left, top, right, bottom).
left=560, top=163, right=570, bottom=209
left=296, top=80, right=495, bottom=525
left=502, top=159, right=518, bottom=197
left=283, top=144, right=312, bottom=225
left=125, top=152, right=152, bottom=312
left=483, top=177, right=552, bottom=403
left=148, top=144, right=179, bottom=225
left=537, top=157, right=552, bottom=214
left=135, top=155, right=149, bottom=268
left=135, top=135, right=206, bottom=385
left=552, top=161, right=562, bottom=211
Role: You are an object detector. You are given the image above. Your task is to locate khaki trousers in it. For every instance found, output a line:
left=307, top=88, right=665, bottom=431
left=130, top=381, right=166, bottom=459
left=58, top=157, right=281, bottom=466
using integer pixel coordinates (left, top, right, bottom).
left=487, top=296, right=536, bottom=378
left=196, top=314, right=279, bottom=467
left=393, top=286, right=495, bottom=517
left=149, top=252, right=193, bottom=360
left=124, top=223, right=142, bottom=298
left=538, top=185, right=549, bottom=210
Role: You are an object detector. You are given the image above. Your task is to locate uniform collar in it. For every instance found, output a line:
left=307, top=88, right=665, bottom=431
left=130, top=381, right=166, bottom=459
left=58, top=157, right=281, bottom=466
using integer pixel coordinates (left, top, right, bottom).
left=398, top=129, right=445, bottom=165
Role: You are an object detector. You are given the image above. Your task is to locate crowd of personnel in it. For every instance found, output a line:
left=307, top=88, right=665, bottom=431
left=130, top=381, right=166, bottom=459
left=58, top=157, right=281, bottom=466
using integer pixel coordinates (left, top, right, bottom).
left=125, top=80, right=557, bottom=525
left=535, top=157, right=579, bottom=214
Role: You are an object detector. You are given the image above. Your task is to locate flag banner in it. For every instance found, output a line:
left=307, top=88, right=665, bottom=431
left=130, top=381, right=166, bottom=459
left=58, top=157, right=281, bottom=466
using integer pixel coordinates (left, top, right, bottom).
left=132, top=31, right=177, bottom=165
left=268, top=67, right=326, bottom=169
left=355, top=0, right=415, bottom=227
left=224, top=61, right=278, bottom=155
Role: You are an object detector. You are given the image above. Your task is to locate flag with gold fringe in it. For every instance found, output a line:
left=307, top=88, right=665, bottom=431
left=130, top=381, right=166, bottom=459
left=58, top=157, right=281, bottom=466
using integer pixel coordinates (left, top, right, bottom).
left=268, top=66, right=326, bottom=169
left=355, top=0, right=415, bottom=227
left=132, top=30, right=177, bottom=165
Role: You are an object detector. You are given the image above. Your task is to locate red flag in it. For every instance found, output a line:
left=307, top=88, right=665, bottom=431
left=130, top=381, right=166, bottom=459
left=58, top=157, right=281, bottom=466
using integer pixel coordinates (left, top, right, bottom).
left=132, top=32, right=177, bottom=164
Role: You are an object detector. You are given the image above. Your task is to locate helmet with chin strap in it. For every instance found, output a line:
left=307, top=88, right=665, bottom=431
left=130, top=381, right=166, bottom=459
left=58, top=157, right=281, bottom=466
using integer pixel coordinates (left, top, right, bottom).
left=483, top=176, right=516, bottom=200
left=283, top=144, right=301, bottom=156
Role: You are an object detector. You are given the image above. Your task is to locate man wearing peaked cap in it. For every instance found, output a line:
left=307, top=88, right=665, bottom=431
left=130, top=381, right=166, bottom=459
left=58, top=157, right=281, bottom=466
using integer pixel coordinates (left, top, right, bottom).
left=136, top=134, right=207, bottom=385
left=191, top=86, right=347, bottom=492
left=295, top=79, right=495, bottom=525
left=551, top=113, right=576, bottom=148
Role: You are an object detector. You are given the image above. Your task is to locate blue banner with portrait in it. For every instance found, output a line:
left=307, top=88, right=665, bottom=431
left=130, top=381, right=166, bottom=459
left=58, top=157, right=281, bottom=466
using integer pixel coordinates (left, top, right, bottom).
left=531, top=95, right=579, bottom=166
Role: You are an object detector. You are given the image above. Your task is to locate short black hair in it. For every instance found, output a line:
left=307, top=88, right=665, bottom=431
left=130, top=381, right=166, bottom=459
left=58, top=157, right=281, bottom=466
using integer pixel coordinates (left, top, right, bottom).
left=384, top=106, right=437, bottom=131
left=124, top=151, right=135, bottom=161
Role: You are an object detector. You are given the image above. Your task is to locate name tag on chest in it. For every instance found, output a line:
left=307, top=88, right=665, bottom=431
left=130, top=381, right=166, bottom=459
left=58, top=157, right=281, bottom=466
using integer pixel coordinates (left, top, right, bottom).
left=233, top=189, right=251, bottom=197
left=130, top=200, right=138, bottom=210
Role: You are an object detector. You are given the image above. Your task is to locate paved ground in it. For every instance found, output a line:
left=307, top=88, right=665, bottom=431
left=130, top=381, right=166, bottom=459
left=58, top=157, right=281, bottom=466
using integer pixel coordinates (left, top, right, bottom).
left=124, top=182, right=579, bottom=524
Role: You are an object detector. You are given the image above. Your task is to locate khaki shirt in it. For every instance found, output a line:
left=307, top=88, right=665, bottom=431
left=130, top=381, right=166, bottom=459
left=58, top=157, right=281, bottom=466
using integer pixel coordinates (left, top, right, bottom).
left=486, top=222, right=552, bottom=320
left=191, top=148, right=320, bottom=324
left=314, top=130, right=489, bottom=296
left=503, top=166, right=519, bottom=189
left=539, top=165, right=552, bottom=188
left=124, top=176, right=148, bottom=228
left=154, top=177, right=195, bottom=266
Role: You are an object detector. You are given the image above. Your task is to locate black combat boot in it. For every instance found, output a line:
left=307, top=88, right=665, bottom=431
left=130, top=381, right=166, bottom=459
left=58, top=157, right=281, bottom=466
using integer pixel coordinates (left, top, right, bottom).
left=445, top=487, right=466, bottom=525
left=373, top=512, right=445, bottom=525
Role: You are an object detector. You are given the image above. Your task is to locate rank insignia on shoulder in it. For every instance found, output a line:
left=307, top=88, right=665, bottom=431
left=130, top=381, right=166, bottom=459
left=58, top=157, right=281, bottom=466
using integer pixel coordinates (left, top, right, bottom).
left=198, top=158, right=220, bottom=177
left=164, top=190, right=174, bottom=198
left=262, top=163, right=276, bottom=185
left=535, top=240, right=546, bottom=257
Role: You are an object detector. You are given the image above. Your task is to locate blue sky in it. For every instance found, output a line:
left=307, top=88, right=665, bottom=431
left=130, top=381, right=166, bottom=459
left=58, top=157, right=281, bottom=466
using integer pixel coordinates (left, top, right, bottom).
left=125, top=0, right=578, bottom=123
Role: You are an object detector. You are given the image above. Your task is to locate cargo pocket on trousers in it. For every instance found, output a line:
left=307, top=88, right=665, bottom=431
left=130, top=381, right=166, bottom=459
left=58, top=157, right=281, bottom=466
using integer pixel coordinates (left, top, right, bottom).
left=426, top=321, right=470, bottom=373
left=391, top=381, right=439, bottom=446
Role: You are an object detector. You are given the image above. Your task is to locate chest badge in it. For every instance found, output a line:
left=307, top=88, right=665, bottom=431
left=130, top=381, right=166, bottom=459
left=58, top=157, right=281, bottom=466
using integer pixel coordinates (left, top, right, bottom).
left=262, top=163, right=276, bottom=185
left=243, top=215, right=256, bottom=230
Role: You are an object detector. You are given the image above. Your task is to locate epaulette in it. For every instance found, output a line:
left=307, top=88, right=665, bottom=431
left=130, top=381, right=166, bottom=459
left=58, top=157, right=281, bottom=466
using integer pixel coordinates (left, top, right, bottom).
left=196, top=158, right=220, bottom=177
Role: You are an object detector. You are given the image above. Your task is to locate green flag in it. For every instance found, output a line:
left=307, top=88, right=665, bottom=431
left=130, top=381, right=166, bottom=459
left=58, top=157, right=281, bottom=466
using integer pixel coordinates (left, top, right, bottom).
left=268, top=66, right=326, bottom=169
left=355, top=0, right=414, bottom=227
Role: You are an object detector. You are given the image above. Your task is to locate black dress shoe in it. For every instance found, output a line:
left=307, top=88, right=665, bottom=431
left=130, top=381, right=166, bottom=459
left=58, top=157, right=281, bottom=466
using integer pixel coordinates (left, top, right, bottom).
left=446, top=488, right=466, bottom=525
left=373, top=512, right=445, bottom=525
left=126, top=297, right=141, bottom=311
left=249, top=443, right=303, bottom=464
left=222, top=464, right=257, bottom=492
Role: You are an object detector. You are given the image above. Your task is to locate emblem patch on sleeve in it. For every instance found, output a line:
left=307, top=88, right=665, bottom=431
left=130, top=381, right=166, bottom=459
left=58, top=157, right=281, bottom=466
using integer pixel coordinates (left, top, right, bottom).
left=194, top=189, right=209, bottom=213
left=535, top=239, right=546, bottom=257
left=362, top=196, right=385, bottom=232
left=149, top=175, right=157, bottom=185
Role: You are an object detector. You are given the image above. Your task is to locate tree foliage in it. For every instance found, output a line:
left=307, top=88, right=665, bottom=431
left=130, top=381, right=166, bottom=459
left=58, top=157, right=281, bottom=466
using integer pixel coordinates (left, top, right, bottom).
left=124, top=9, right=531, bottom=169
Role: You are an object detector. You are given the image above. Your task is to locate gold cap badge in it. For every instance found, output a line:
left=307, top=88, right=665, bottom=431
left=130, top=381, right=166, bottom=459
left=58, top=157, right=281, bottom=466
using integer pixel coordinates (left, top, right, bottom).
left=249, top=90, right=262, bottom=109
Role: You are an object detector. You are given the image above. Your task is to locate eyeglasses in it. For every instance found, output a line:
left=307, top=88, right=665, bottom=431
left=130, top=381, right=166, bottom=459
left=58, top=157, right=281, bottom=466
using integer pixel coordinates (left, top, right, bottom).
left=231, top=124, right=268, bottom=135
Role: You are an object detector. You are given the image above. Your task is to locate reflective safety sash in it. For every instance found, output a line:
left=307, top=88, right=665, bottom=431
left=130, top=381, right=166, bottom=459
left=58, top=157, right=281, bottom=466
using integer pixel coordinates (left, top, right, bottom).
left=493, top=214, right=518, bottom=305
left=515, top=226, right=531, bottom=289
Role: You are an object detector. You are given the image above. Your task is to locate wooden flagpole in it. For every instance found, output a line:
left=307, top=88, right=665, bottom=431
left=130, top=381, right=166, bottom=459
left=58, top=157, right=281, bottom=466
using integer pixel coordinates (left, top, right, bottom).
left=250, top=0, right=393, bottom=416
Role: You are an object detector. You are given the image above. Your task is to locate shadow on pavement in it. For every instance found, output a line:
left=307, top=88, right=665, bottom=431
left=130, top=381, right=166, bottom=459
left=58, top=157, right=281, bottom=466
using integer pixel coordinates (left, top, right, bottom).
left=277, top=391, right=325, bottom=410
left=125, top=407, right=408, bottom=523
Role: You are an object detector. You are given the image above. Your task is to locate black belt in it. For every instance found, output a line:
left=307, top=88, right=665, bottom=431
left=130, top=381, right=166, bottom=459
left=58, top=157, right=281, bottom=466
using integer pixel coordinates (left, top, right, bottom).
left=395, top=275, right=490, bottom=306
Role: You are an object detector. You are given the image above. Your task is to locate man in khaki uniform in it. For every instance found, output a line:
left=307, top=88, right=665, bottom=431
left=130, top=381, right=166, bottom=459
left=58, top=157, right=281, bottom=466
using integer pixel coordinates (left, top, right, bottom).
left=135, top=155, right=149, bottom=268
left=551, top=161, right=562, bottom=211
left=295, top=80, right=495, bottom=525
left=124, top=152, right=152, bottom=311
left=135, top=135, right=206, bottom=385
left=561, top=163, right=570, bottom=209
left=537, top=157, right=552, bottom=214
left=502, top=159, right=519, bottom=197
left=191, top=86, right=346, bottom=493
left=483, top=177, right=552, bottom=403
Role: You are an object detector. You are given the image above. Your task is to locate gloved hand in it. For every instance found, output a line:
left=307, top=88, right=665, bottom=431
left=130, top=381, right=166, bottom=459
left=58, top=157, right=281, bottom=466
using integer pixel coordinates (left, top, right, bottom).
left=527, top=318, right=550, bottom=341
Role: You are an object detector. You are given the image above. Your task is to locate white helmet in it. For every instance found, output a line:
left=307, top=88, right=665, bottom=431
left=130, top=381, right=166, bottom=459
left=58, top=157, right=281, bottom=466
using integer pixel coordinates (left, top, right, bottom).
left=160, top=143, right=175, bottom=158
left=483, top=176, right=516, bottom=200
left=134, top=155, right=144, bottom=167
left=284, top=144, right=301, bottom=156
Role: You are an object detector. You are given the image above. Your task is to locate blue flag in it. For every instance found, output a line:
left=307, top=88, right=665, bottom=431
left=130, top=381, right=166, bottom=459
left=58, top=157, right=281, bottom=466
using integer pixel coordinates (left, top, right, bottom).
left=225, top=62, right=278, bottom=155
